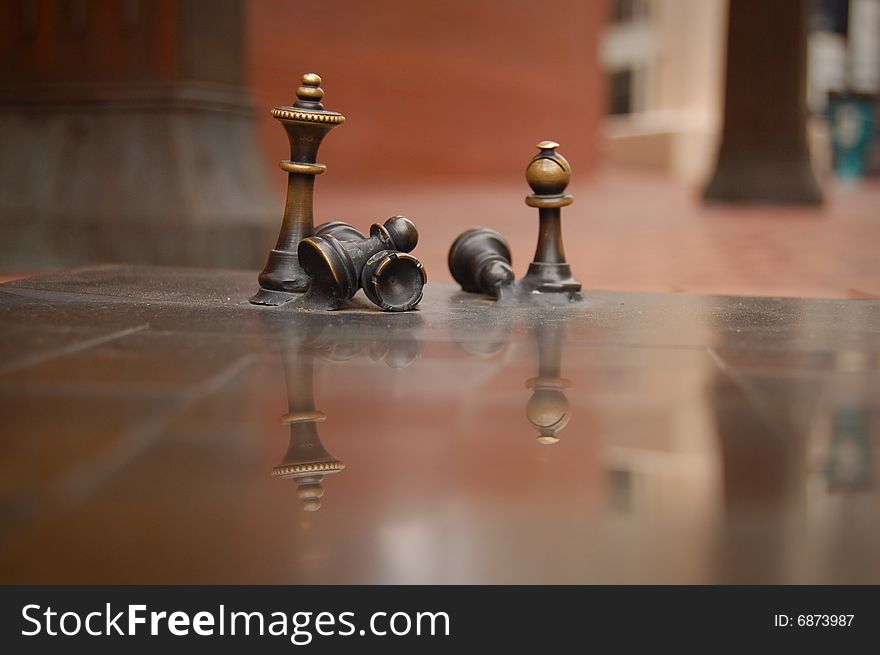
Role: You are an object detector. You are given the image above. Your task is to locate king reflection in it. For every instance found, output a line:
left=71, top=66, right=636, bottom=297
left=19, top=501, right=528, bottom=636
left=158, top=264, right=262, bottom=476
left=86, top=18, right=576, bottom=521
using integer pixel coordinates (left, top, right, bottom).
left=270, top=313, right=423, bottom=512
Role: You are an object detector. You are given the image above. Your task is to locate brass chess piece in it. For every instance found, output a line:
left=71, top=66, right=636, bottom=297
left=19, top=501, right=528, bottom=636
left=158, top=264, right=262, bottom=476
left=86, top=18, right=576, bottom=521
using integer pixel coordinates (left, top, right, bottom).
left=448, top=141, right=583, bottom=303
left=520, top=141, right=582, bottom=296
left=252, top=73, right=345, bottom=306
left=298, top=216, right=426, bottom=311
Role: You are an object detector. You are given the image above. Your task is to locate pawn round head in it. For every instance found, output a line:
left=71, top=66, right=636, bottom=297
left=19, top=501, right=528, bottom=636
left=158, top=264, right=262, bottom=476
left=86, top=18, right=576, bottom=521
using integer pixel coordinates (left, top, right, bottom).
left=373, top=215, right=418, bottom=253
left=526, top=387, right=571, bottom=445
left=526, top=141, right=571, bottom=196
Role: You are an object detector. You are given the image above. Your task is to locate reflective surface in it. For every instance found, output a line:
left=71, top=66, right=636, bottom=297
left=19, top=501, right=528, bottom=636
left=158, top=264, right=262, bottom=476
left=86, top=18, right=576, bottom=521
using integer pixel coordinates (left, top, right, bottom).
left=0, top=266, right=878, bottom=583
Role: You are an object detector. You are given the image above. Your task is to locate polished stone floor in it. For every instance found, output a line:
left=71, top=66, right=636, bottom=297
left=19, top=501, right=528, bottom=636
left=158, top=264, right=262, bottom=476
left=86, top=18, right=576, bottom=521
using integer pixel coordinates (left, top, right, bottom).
left=0, top=266, right=878, bottom=583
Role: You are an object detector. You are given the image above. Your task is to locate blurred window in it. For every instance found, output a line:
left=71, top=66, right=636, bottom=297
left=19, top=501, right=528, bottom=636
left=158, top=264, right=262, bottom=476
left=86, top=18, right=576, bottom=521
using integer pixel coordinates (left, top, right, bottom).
left=811, top=0, right=849, bottom=35
left=610, top=0, right=649, bottom=24
left=608, top=69, right=634, bottom=115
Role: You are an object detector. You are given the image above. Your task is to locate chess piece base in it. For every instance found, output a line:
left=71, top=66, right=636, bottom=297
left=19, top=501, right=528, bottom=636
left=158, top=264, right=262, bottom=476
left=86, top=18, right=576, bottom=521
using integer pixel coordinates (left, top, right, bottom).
left=250, top=289, right=345, bottom=310
left=521, top=262, right=582, bottom=293
left=496, top=278, right=584, bottom=305
left=250, top=287, right=302, bottom=306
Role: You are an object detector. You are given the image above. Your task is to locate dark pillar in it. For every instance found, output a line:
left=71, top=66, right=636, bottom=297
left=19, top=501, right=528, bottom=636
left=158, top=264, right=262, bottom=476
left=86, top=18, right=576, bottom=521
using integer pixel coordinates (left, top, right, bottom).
left=0, top=0, right=275, bottom=268
left=704, top=0, right=822, bottom=204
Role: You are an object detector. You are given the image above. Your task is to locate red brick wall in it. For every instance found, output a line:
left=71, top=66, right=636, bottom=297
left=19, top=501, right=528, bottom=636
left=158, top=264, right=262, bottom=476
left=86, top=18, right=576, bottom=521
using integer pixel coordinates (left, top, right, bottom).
left=246, top=0, right=606, bottom=190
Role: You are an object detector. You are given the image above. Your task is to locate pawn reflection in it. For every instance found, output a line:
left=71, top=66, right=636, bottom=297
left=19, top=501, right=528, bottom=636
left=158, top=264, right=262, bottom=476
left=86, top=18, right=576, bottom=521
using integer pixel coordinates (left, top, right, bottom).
left=450, top=312, right=574, bottom=444
left=273, top=315, right=423, bottom=511
left=526, top=322, right=572, bottom=445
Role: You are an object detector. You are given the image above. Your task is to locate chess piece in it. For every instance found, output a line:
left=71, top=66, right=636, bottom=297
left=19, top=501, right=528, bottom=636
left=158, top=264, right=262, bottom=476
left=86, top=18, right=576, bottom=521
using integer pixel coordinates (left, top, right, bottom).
left=520, top=141, right=582, bottom=296
left=525, top=322, right=572, bottom=444
left=269, top=313, right=425, bottom=512
left=449, top=310, right=573, bottom=443
left=448, top=228, right=515, bottom=298
left=273, top=345, right=344, bottom=512
left=251, top=73, right=345, bottom=306
left=298, top=215, right=426, bottom=311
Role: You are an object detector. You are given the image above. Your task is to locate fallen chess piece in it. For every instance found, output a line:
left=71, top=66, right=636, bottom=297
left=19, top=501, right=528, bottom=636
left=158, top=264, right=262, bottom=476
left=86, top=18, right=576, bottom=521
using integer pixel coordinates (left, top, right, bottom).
left=251, top=74, right=425, bottom=312
left=448, top=141, right=583, bottom=303
left=299, top=216, right=426, bottom=312
left=448, top=227, right=514, bottom=298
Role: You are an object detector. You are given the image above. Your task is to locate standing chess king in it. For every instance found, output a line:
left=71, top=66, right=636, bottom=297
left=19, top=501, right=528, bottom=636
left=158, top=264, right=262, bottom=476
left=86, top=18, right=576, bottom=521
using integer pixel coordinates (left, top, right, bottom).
left=251, top=74, right=345, bottom=306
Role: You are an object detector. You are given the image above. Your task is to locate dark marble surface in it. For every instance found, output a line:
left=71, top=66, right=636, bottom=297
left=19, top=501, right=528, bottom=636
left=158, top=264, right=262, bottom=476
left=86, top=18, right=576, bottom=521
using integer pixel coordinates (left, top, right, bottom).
left=1, top=266, right=878, bottom=583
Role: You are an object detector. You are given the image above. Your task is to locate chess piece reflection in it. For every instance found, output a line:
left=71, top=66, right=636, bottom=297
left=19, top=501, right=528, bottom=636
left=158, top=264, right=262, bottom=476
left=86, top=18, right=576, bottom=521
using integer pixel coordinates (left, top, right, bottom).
left=252, top=74, right=345, bottom=306
left=273, top=345, right=344, bottom=512
left=448, top=141, right=582, bottom=303
left=449, top=315, right=573, bottom=443
left=272, top=315, right=423, bottom=511
left=306, top=313, right=424, bottom=369
left=299, top=216, right=426, bottom=311
left=526, top=322, right=572, bottom=444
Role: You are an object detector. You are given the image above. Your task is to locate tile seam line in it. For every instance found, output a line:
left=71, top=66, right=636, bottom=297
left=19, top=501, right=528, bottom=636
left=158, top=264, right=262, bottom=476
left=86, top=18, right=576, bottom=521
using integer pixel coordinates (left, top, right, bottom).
left=0, top=323, right=150, bottom=375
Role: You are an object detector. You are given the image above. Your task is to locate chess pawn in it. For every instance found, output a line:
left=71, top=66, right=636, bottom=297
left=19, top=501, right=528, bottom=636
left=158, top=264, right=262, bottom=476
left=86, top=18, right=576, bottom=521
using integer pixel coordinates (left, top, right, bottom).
left=252, top=73, right=345, bottom=306
left=520, top=141, right=582, bottom=296
left=273, top=346, right=344, bottom=512
left=448, top=228, right=515, bottom=298
left=298, top=215, right=426, bottom=311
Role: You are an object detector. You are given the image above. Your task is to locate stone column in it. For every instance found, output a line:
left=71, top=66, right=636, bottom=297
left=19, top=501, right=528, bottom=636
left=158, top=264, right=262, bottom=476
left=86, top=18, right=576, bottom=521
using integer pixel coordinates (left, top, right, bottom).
left=0, top=0, right=275, bottom=268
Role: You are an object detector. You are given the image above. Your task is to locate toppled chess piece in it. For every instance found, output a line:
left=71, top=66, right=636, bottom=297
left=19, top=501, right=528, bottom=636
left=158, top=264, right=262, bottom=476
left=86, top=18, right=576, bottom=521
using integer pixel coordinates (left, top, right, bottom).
left=448, top=141, right=583, bottom=303
left=298, top=216, right=426, bottom=311
left=252, top=73, right=345, bottom=306
left=448, top=228, right=514, bottom=299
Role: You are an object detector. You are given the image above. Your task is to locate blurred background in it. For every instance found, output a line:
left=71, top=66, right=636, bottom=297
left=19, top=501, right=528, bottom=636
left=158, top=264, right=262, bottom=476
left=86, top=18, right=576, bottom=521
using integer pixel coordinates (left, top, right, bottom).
left=0, top=0, right=878, bottom=298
